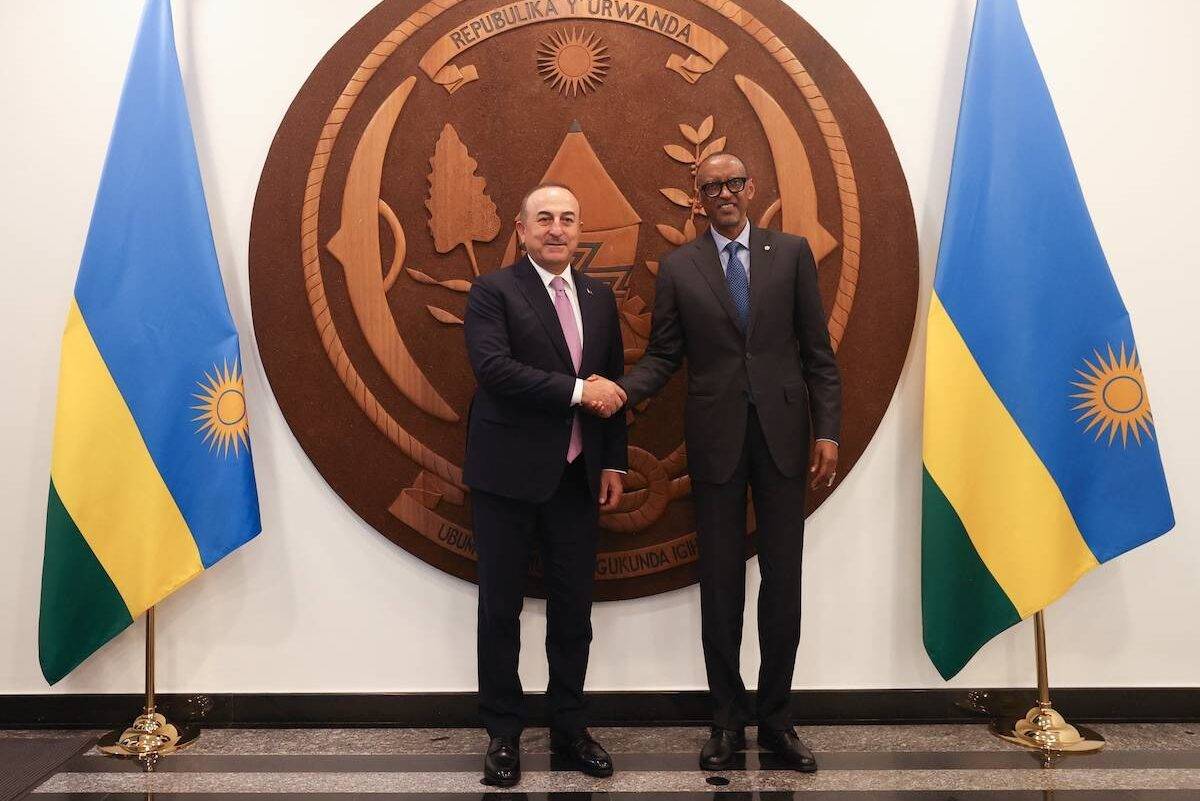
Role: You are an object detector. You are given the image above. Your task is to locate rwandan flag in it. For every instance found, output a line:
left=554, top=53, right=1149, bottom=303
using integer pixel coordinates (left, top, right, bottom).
left=921, top=0, right=1174, bottom=680
left=40, top=0, right=260, bottom=684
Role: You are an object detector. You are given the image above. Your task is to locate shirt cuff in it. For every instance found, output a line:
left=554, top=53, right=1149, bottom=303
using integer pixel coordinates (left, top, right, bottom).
left=602, top=469, right=628, bottom=474
left=815, top=438, right=839, bottom=446
left=571, top=378, right=583, bottom=406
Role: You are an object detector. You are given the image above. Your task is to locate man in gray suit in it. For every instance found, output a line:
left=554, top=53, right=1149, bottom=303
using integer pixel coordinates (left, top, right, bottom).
left=611, top=152, right=841, bottom=771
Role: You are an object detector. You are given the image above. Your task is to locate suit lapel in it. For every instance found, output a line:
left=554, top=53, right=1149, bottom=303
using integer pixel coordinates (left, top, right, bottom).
left=746, top=225, right=775, bottom=341
left=513, top=257, right=574, bottom=373
left=575, top=269, right=602, bottom=377
left=691, top=232, right=744, bottom=336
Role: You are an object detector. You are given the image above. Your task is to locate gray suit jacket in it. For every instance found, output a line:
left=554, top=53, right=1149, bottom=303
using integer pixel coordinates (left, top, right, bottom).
left=619, top=226, right=841, bottom=483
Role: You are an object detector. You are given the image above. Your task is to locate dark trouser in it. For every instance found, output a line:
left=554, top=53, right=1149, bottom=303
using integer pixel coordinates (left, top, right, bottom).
left=692, top=406, right=807, bottom=732
left=473, top=458, right=598, bottom=738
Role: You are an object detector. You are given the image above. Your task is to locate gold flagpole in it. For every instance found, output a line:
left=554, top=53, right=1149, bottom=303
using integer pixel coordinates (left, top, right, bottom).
left=98, top=606, right=199, bottom=771
left=991, top=610, right=1105, bottom=764
left=146, top=606, right=155, bottom=717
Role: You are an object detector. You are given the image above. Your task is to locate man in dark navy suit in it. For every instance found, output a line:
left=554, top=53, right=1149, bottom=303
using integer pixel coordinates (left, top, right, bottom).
left=464, top=184, right=628, bottom=787
left=614, top=153, right=841, bottom=772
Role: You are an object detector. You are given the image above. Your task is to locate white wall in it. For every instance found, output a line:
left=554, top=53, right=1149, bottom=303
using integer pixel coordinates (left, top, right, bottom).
left=1, top=0, right=1196, bottom=695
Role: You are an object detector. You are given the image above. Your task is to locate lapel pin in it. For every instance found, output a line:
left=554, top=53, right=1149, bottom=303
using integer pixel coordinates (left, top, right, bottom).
left=764, top=244, right=771, bottom=251
left=586, top=286, right=593, bottom=295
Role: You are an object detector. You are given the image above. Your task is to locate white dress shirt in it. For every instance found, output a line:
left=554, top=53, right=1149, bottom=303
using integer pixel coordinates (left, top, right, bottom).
left=708, top=224, right=838, bottom=448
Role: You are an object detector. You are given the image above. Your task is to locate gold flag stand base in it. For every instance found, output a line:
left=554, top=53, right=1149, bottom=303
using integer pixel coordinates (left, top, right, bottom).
left=96, top=712, right=199, bottom=771
left=991, top=704, right=1106, bottom=763
left=988, top=611, right=1104, bottom=766
left=95, top=607, right=200, bottom=772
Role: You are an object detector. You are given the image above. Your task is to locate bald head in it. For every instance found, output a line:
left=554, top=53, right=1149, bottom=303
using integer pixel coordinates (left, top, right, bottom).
left=696, top=152, right=747, bottom=176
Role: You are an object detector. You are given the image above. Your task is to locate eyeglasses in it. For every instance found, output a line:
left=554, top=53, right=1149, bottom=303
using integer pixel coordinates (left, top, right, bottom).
left=699, top=177, right=748, bottom=198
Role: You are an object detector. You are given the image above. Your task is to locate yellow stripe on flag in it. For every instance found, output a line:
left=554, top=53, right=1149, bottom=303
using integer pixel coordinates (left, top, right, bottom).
left=923, top=294, right=1098, bottom=618
left=50, top=302, right=203, bottom=616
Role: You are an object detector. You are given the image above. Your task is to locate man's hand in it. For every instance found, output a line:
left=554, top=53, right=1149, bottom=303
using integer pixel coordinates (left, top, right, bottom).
left=599, top=470, right=624, bottom=511
left=582, top=374, right=626, bottom=418
left=809, top=440, right=839, bottom=490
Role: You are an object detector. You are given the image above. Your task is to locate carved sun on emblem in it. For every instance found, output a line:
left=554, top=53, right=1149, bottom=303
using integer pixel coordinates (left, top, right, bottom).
left=537, top=28, right=610, bottom=96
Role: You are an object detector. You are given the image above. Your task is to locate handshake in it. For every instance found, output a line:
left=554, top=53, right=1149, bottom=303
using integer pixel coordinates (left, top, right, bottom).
left=581, top=374, right=626, bottom=418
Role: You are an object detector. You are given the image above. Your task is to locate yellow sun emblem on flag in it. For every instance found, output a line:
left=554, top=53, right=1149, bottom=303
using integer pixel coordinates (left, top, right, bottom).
left=1070, top=343, right=1154, bottom=446
left=193, top=361, right=250, bottom=457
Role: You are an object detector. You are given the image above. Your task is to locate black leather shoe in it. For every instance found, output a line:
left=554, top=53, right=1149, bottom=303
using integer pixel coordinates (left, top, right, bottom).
left=550, top=728, right=614, bottom=777
left=758, top=727, right=817, bottom=772
left=483, top=735, right=521, bottom=787
left=699, top=727, right=746, bottom=770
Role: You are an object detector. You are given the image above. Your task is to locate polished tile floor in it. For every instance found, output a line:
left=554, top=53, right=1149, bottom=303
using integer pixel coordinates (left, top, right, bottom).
left=9, top=724, right=1200, bottom=799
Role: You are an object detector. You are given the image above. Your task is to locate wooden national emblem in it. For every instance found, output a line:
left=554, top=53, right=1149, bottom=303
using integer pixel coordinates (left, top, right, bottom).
left=249, top=0, right=919, bottom=600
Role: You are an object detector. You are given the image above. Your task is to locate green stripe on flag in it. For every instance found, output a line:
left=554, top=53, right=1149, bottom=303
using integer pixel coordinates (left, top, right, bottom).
left=39, top=480, right=133, bottom=685
left=921, top=467, right=1021, bottom=679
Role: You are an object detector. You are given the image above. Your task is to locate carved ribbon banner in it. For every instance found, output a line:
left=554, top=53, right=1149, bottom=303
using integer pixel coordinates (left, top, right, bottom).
left=419, top=0, right=729, bottom=92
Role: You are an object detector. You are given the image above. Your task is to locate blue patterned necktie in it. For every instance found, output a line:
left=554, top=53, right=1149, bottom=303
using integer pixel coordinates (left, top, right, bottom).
left=724, top=241, right=750, bottom=333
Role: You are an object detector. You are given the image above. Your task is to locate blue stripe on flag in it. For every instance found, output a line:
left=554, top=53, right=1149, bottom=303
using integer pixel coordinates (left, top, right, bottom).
left=932, top=0, right=1172, bottom=560
left=72, top=0, right=260, bottom=566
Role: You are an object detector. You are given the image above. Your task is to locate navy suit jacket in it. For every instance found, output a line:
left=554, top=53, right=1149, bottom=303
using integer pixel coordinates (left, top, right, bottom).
left=463, top=257, right=628, bottom=503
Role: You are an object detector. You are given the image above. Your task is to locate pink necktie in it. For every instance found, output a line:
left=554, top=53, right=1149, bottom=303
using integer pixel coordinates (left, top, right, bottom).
left=551, top=276, right=583, bottom=463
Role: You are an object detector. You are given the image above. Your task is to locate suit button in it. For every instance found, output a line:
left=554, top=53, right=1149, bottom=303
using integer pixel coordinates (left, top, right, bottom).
left=745, top=352, right=752, bottom=360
